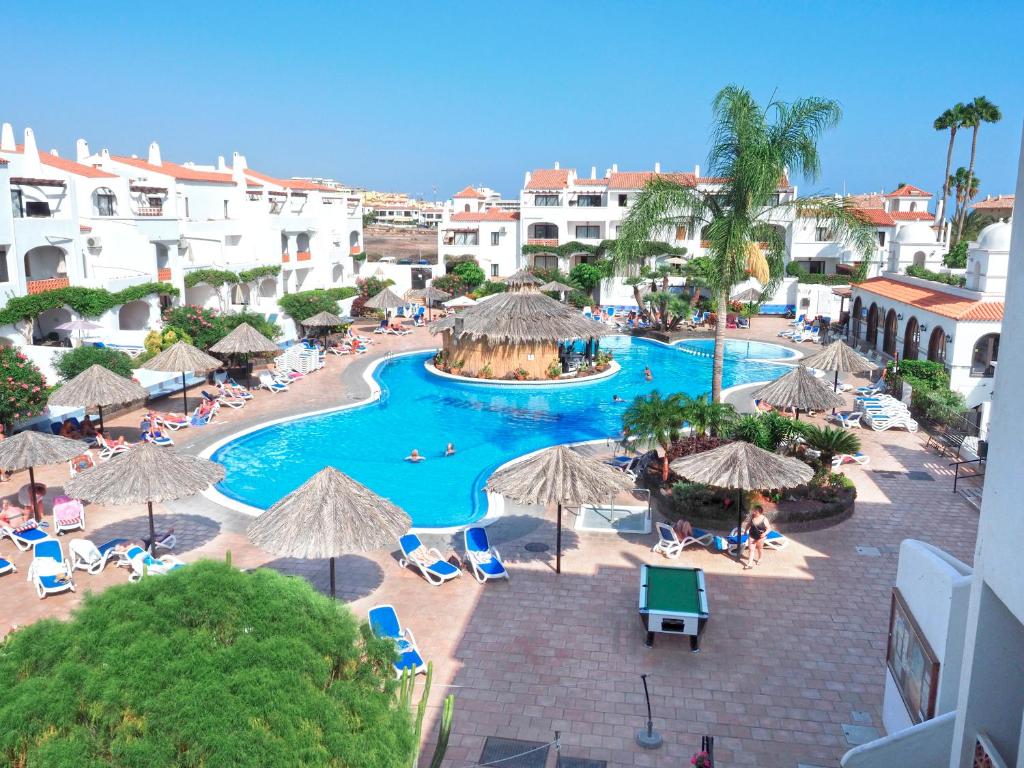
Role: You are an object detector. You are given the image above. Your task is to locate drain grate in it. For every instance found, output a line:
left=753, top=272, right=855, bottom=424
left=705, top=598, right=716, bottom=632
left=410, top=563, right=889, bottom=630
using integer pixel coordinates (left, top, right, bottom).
left=558, top=758, right=607, bottom=768
left=524, top=542, right=550, bottom=553
left=906, top=470, right=935, bottom=481
left=842, top=723, right=880, bottom=745
left=855, top=546, right=881, bottom=557
left=480, top=737, right=549, bottom=768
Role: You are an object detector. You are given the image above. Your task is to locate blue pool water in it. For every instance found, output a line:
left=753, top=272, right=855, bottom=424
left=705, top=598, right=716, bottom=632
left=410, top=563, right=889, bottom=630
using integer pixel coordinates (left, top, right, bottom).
left=212, top=336, right=794, bottom=528
left=677, top=338, right=802, bottom=361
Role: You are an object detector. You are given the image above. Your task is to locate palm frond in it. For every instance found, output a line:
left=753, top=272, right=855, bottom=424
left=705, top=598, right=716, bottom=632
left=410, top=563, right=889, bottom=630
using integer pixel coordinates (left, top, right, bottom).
left=614, top=179, right=710, bottom=274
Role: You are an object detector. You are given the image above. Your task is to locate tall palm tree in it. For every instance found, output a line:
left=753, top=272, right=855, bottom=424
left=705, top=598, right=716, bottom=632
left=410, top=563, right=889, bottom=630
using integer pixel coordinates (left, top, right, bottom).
left=933, top=103, right=968, bottom=228
left=949, top=167, right=981, bottom=239
left=621, top=390, right=686, bottom=481
left=957, top=96, right=1002, bottom=239
left=616, top=86, right=875, bottom=401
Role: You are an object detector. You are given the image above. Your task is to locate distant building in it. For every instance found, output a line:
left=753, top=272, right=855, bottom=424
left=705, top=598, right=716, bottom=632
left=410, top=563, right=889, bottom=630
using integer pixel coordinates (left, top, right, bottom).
left=437, top=186, right=520, bottom=279
left=971, top=193, right=1014, bottom=219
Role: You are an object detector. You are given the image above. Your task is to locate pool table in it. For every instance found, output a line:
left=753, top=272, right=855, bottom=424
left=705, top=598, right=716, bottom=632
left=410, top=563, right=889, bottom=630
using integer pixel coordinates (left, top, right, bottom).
left=638, top=564, right=709, bottom=651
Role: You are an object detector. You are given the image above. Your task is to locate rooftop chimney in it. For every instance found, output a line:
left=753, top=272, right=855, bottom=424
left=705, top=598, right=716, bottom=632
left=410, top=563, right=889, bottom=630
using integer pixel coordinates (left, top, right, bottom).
left=694, top=164, right=700, bottom=178
left=49, top=148, right=59, bottom=157
left=22, top=128, right=41, bottom=174
left=75, top=139, right=90, bottom=161
left=217, top=155, right=227, bottom=172
left=524, top=171, right=532, bottom=187
left=612, top=163, right=618, bottom=173
left=101, top=149, right=111, bottom=161
left=232, top=150, right=247, bottom=170
left=654, top=161, right=661, bottom=174
left=590, top=166, right=597, bottom=179
left=554, top=161, right=560, bottom=170
left=0, top=123, right=14, bottom=152
left=148, top=141, right=162, bottom=166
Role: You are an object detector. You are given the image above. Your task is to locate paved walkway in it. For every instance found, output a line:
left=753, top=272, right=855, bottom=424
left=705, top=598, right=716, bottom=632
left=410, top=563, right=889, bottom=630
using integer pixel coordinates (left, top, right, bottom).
left=0, top=318, right=979, bottom=768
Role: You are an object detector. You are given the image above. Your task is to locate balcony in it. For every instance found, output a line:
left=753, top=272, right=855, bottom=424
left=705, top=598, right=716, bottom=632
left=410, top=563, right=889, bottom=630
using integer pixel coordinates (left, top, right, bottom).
left=157, top=268, right=172, bottom=282
left=135, top=206, right=164, bottom=217
left=527, top=238, right=559, bottom=247
left=27, top=276, right=70, bottom=294
left=350, top=245, right=362, bottom=255
left=281, top=253, right=290, bottom=263
left=296, top=250, right=312, bottom=262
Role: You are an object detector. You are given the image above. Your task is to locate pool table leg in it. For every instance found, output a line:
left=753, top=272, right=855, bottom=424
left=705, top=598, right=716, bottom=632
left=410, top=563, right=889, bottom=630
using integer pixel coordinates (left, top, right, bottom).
left=645, top=631, right=654, bottom=647
left=690, top=635, right=700, bottom=653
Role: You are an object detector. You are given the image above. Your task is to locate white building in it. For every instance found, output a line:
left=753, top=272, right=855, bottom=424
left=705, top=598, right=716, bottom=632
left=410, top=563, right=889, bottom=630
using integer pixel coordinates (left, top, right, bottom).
left=438, top=186, right=520, bottom=279
left=841, top=126, right=1024, bottom=768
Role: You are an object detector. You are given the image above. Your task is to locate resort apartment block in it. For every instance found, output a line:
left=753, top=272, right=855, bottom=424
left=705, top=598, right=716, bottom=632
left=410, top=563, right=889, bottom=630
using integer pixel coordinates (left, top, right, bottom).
left=0, top=122, right=364, bottom=348
left=437, top=186, right=521, bottom=278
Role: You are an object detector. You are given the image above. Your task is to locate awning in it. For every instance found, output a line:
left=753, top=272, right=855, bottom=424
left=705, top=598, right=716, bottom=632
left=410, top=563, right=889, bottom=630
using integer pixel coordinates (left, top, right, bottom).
left=11, top=176, right=65, bottom=187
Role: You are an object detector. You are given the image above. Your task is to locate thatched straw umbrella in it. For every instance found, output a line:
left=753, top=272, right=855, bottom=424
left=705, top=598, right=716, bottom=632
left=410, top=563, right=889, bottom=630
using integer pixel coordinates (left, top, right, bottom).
left=731, top=287, right=762, bottom=303
left=0, top=431, right=86, bottom=520
left=364, top=287, right=406, bottom=321
left=800, top=339, right=875, bottom=394
left=751, top=365, right=843, bottom=420
left=670, top=441, right=813, bottom=561
left=141, top=342, right=222, bottom=414
left=299, top=311, right=345, bottom=348
left=407, top=286, right=452, bottom=321
left=209, top=323, right=280, bottom=388
left=65, top=442, right=224, bottom=550
left=486, top=445, right=633, bottom=574
left=540, top=280, right=575, bottom=301
left=248, top=467, right=411, bottom=598
left=503, top=268, right=544, bottom=288
left=47, top=364, right=148, bottom=431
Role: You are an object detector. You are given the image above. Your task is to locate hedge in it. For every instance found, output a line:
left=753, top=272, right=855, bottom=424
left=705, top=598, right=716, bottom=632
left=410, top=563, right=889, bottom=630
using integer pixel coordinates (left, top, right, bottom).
left=54, top=346, right=135, bottom=381
left=185, top=265, right=282, bottom=289
left=277, top=287, right=358, bottom=320
left=785, top=261, right=867, bottom=285
left=0, top=283, right=178, bottom=326
left=905, top=264, right=966, bottom=287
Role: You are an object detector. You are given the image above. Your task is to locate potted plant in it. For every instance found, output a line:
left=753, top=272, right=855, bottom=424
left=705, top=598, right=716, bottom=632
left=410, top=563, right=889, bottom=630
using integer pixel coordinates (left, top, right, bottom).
left=546, top=359, right=563, bottom=379
left=479, top=362, right=493, bottom=379
left=512, top=367, right=529, bottom=381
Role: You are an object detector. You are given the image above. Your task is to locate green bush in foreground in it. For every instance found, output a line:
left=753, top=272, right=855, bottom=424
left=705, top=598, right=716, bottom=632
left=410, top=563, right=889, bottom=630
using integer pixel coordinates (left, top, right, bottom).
left=54, top=345, right=135, bottom=381
left=0, top=560, right=414, bottom=768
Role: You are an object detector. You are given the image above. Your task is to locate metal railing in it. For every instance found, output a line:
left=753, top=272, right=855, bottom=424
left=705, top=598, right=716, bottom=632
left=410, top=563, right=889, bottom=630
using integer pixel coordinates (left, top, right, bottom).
left=950, top=458, right=985, bottom=494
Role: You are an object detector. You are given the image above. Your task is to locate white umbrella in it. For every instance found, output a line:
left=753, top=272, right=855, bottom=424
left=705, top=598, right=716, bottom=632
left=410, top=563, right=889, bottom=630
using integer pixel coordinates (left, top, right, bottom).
left=56, top=319, right=104, bottom=342
left=443, top=295, right=477, bottom=308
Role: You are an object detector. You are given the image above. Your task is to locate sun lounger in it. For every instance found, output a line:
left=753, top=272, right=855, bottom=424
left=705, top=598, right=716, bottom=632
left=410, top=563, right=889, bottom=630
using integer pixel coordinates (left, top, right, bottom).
left=652, top=521, right=713, bottom=558
left=833, top=452, right=870, bottom=468
left=96, top=433, right=130, bottom=460
left=28, top=539, right=74, bottom=598
left=829, top=411, right=863, bottom=429
left=123, top=545, right=185, bottom=581
left=2, top=520, right=52, bottom=551
left=258, top=372, right=288, bottom=393
left=398, top=533, right=461, bottom=586
left=719, top=528, right=789, bottom=554
left=368, top=604, right=427, bottom=677
left=52, top=495, right=86, bottom=535
left=865, top=412, right=918, bottom=432
left=140, top=422, right=174, bottom=446
left=68, top=452, right=96, bottom=478
left=203, top=389, right=245, bottom=410
left=69, top=537, right=127, bottom=574
left=463, top=527, right=508, bottom=583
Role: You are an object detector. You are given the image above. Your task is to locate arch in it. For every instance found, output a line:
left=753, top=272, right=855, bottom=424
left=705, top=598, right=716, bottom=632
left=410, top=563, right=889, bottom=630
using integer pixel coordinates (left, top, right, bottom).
left=280, top=232, right=289, bottom=256
left=258, top=277, right=277, bottom=298
left=155, top=243, right=170, bottom=269
left=36, top=307, right=72, bottom=340
left=913, top=251, right=926, bottom=268
left=296, top=232, right=310, bottom=253
left=230, top=283, right=251, bottom=305
left=883, top=309, right=898, bottom=356
left=902, top=316, right=920, bottom=360
left=909, top=201, right=917, bottom=212
left=331, top=264, right=345, bottom=283
left=349, top=231, right=360, bottom=252
left=463, top=204, right=470, bottom=213
left=866, top=303, right=880, bottom=346
left=93, top=187, right=117, bottom=216
left=185, top=283, right=219, bottom=310
left=927, top=326, right=947, bottom=363
left=851, top=296, right=862, bottom=340
left=971, top=333, right=1000, bottom=377
left=528, top=222, right=559, bottom=240
left=24, top=246, right=67, bottom=280
left=118, top=300, right=152, bottom=331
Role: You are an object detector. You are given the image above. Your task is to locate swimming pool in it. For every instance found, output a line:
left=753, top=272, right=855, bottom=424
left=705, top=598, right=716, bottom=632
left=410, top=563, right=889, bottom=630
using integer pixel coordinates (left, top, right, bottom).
left=210, top=336, right=793, bottom=528
left=676, top=338, right=802, bottom=361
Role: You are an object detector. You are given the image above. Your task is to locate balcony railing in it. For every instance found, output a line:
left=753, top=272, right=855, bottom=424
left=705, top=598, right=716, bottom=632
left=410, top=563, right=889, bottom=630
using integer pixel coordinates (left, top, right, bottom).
left=350, top=245, right=362, bottom=255
left=527, top=238, right=559, bottom=247
left=135, top=206, right=164, bottom=217
left=27, top=276, right=70, bottom=294
left=157, top=268, right=172, bottom=282
left=296, top=251, right=311, bottom=262
left=282, top=253, right=290, bottom=263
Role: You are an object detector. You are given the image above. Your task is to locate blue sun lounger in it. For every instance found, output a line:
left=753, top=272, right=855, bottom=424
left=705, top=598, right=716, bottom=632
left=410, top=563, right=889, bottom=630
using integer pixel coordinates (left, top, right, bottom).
left=368, top=604, right=426, bottom=677
left=716, top=529, right=789, bottom=553
left=463, top=527, right=508, bottom=583
left=2, top=520, right=51, bottom=552
left=0, top=556, right=15, bottom=576
left=398, top=534, right=461, bottom=586
left=29, top=539, right=75, bottom=599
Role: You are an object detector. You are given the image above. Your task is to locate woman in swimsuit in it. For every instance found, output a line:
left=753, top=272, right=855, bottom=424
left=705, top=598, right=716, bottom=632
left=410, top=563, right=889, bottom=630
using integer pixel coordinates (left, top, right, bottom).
left=742, top=505, right=771, bottom=569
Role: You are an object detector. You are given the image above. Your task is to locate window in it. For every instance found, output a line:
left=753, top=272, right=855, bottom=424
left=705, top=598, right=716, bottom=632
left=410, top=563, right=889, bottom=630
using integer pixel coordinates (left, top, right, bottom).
left=534, top=194, right=559, bottom=207
left=576, top=195, right=601, bottom=207
left=490, top=232, right=500, bottom=246
left=575, top=225, right=600, bottom=239
left=0, top=249, right=8, bottom=282
left=449, top=232, right=478, bottom=246
left=807, top=261, right=825, bottom=274
left=223, top=200, right=230, bottom=219
left=675, top=226, right=688, bottom=241
left=531, top=224, right=558, bottom=239
left=971, top=334, right=999, bottom=377
left=913, top=251, right=926, bottom=268
left=618, top=194, right=628, bottom=207
left=927, top=327, right=947, bottom=363
left=184, top=198, right=190, bottom=218
left=95, top=188, right=116, bottom=216
left=11, top=189, right=23, bottom=218
left=25, top=200, right=51, bottom=218
left=815, top=226, right=832, bottom=242
left=909, top=202, right=917, bottom=212
left=463, top=204, right=470, bottom=212
left=877, top=231, right=886, bottom=247
left=491, top=264, right=499, bottom=277
left=533, top=254, right=558, bottom=270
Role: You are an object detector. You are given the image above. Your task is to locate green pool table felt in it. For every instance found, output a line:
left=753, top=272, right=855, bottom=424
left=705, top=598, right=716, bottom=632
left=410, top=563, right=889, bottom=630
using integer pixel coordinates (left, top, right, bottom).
left=643, top=566, right=703, bottom=614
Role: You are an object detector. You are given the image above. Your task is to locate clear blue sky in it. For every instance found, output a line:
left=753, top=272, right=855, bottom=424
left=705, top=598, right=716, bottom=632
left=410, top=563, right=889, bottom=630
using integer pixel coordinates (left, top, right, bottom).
left=6, top=1, right=1022, bottom=201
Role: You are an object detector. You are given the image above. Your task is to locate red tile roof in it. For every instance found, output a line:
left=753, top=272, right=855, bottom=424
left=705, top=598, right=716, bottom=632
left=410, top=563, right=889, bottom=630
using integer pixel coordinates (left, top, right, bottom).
left=890, top=211, right=935, bottom=221
left=451, top=209, right=519, bottom=223
left=607, top=171, right=697, bottom=190
left=453, top=185, right=485, bottom=198
left=244, top=168, right=334, bottom=191
left=112, top=155, right=235, bottom=184
left=575, top=178, right=608, bottom=186
left=972, top=194, right=1014, bottom=210
left=852, top=208, right=895, bottom=226
left=2, top=146, right=117, bottom=178
left=525, top=168, right=571, bottom=190
left=854, top=277, right=1003, bottom=321
left=886, top=184, right=932, bottom=198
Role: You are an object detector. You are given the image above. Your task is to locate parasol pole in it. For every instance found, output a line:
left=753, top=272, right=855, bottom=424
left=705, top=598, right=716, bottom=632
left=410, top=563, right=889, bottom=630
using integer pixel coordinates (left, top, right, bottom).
left=28, top=465, right=40, bottom=521
left=146, top=500, right=157, bottom=554
left=330, top=556, right=336, bottom=599
left=97, top=404, right=105, bottom=432
left=556, top=502, right=563, bottom=574
left=180, top=371, right=188, bottom=414
left=735, top=488, right=744, bottom=563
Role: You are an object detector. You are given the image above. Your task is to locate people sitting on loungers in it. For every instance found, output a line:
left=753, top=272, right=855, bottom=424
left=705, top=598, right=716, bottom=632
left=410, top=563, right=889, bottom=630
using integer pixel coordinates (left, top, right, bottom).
left=80, top=416, right=98, bottom=439
left=59, top=419, right=82, bottom=439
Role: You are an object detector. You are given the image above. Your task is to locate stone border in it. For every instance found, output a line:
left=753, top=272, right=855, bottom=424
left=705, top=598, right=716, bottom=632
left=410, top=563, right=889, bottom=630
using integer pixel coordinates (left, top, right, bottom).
left=423, top=358, right=621, bottom=387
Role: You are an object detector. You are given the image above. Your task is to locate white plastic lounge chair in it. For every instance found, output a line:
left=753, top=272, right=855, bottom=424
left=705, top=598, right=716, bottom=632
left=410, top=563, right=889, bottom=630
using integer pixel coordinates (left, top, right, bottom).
left=68, top=452, right=96, bottom=478
left=652, top=521, right=713, bottom=558
left=721, top=528, right=789, bottom=554
left=69, top=537, right=127, bottom=574
left=96, top=433, right=130, bottom=460
left=398, top=534, right=461, bottom=586
left=833, top=452, right=870, bottom=468
left=52, top=496, right=86, bottom=535
left=2, top=520, right=52, bottom=552
left=463, top=527, right=508, bottom=583
left=368, top=604, right=426, bottom=677
left=866, top=412, right=918, bottom=432
left=829, top=411, right=863, bottom=429
left=0, top=556, right=16, bottom=576
left=259, top=372, right=288, bottom=392
left=28, top=539, right=74, bottom=598
left=123, top=545, right=185, bottom=581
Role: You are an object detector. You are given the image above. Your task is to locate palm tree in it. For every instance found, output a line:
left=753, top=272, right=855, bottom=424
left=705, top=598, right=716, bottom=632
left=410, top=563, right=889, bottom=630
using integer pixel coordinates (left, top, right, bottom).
left=621, top=390, right=687, bottom=481
left=960, top=209, right=998, bottom=244
left=796, top=424, right=860, bottom=469
left=934, top=103, right=968, bottom=227
left=680, top=394, right=737, bottom=438
left=957, top=96, right=1002, bottom=240
left=616, top=86, right=875, bottom=402
left=949, top=167, right=981, bottom=240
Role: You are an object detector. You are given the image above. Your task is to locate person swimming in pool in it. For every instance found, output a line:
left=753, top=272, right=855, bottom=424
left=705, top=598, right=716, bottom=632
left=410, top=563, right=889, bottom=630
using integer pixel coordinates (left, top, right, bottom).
left=644, top=366, right=653, bottom=381
left=612, top=394, right=625, bottom=403
left=405, top=449, right=426, bottom=463
left=445, top=443, right=456, bottom=456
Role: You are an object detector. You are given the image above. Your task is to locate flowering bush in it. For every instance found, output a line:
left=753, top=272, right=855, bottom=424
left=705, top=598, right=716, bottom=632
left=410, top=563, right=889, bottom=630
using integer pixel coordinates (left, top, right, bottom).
left=0, top=347, right=48, bottom=426
left=161, top=306, right=278, bottom=350
left=691, top=751, right=712, bottom=768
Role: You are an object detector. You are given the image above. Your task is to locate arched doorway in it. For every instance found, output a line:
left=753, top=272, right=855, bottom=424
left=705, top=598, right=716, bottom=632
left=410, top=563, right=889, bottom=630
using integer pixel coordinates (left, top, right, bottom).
left=118, top=301, right=151, bottom=331
left=851, top=297, right=862, bottom=340
left=331, top=264, right=345, bottom=283
left=883, top=309, right=898, bottom=356
left=349, top=231, right=360, bottom=254
left=258, top=278, right=277, bottom=299
left=928, top=327, right=947, bottom=363
left=866, top=303, right=880, bottom=347
left=913, top=251, right=926, bottom=268
left=903, top=316, right=919, bottom=360
left=36, top=307, right=72, bottom=343
left=970, top=334, right=1000, bottom=378
left=24, top=246, right=67, bottom=280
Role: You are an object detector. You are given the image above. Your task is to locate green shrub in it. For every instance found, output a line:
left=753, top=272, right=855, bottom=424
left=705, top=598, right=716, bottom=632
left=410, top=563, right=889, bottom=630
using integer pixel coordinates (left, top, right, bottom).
left=785, top=261, right=860, bottom=285
left=161, top=306, right=279, bottom=351
left=566, top=289, right=592, bottom=308
left=430, top=275, right=465, bottom=296
left=569, top=262, right=604, bottom=293
left=451, top=261, right=485, bottom=290
left=184, top=268, right=239, bottom=289
left=473, top=280, right=507, bottom=298
left=905, top=264, right=966, bottom=287
left=0, top=347, right=48, bottom=426
left=54, top=346, right=135, bottom=381
left=942, top=241, right=968, bottom=269
left=0, top=560, right=414, bottom=768
left=278, top=288, right=358, bottom=321
left=0, top=283, right=177, bottom=327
